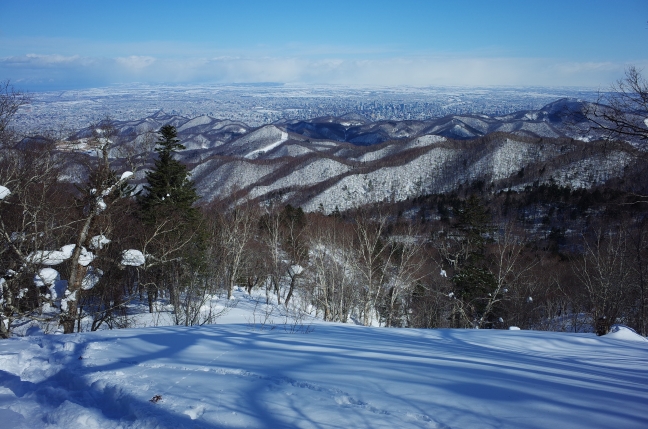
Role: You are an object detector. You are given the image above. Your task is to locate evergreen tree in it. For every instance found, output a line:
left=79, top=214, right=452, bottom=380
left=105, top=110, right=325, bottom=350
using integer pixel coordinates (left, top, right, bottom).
left=139, top=125, right=199, bottom=222
left=138, top=125, right=206, bottom=315
left=450, top=195, right=498, bottom=326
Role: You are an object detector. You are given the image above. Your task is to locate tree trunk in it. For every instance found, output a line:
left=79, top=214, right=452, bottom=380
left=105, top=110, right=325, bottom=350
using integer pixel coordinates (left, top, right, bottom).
left=63, top=208, right=95, bottom=334
left=285, top=275, right=298, bottom=307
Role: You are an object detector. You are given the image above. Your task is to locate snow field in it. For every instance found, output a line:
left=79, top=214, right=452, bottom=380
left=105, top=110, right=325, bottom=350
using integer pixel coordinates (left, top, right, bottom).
left=1, top=293, right=648, bottom=429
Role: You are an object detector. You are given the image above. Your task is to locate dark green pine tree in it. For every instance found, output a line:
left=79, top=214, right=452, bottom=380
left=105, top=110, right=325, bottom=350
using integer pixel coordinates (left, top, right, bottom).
left=139, top=124, right=200, bottom=223
left=451, top=195, right=497, bottom=324
left=138, top=125, right=205, bottom=312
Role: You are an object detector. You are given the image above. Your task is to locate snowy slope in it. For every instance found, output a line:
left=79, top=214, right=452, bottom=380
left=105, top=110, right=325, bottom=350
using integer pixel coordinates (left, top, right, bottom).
left=1, top=291, right=647, bottom=429
left=62, top=99, right=637, bottom=212
left=245, top=131, right=289, bottom=159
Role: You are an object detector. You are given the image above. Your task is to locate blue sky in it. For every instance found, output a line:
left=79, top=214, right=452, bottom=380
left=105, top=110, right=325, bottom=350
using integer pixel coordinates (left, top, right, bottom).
left=1, top=0, right=647, bottom=90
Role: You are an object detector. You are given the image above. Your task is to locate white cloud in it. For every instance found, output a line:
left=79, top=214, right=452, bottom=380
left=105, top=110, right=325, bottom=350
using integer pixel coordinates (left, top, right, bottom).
left=25, top=53, right=82, bottom=64
left=0, top=52, right=636, bottom=89
left=115, top=55, right=156, bottom=70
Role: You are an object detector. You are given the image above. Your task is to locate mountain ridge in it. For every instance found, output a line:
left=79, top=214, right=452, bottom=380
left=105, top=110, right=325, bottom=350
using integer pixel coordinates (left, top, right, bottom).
left=59, top=98, right=638, bottom=213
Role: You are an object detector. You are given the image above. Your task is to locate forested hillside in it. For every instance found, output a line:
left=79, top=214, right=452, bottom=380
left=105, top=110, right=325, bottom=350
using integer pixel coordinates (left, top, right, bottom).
left=1, top=79, right=647, bottom=338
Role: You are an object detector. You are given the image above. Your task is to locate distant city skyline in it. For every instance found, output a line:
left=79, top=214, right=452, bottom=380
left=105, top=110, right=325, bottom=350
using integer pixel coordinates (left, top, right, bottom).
left=1, top=0, right=647, bottom=91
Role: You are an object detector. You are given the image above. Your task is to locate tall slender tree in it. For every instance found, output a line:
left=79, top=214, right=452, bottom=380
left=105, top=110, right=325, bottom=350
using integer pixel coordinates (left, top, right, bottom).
left=447, top=195, right=497, bottom=327
left=137, top=125, right=204, bottom=315
left=139, top=125, right=199, bottom=223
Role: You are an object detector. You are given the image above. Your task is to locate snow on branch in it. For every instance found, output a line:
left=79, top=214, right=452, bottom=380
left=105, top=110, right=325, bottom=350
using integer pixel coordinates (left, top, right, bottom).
left=0, top=185, right=10, bottom=200
left=121, top=249, right=145, bottom=267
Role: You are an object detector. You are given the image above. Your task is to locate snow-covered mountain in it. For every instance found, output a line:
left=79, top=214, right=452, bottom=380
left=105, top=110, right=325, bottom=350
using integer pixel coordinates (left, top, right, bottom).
left=64, top=99, right=637, bottom=212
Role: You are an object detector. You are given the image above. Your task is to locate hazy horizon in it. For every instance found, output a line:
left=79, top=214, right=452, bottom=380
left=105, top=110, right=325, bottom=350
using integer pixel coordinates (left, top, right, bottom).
left=2, top=0, right=647, bottom=92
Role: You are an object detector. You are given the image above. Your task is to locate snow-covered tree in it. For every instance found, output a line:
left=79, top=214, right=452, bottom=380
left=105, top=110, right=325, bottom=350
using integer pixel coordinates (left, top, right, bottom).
left=0, top=119, right=139, bottom=336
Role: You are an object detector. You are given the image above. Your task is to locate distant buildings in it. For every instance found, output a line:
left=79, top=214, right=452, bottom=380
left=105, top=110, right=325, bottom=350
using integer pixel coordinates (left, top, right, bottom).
left=12, top=84, right=600, bottom=134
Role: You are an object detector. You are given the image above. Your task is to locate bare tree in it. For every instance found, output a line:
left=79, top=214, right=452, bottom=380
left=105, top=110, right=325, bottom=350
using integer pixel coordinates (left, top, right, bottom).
left=585, top=66, right=648, bottom=144
left=351, top=208, right=398, bottom=326
left=59, top=122, right=136, bottom=333
left=279, top=205, right=308, bottom=308
left=134, top=213, right=202, bottom=313
left=0, top=143, right=68, bottom=337
left=574, top=225, right=633, bottom=334
left=0, top=80, right=28, bottom=146
left=0, top=118, right=138, bottom=336
left=213, top=201, right=259, bottom=300
left=479, top=222, right=537, bottom=329
left=306, top=214, right=356, bottom=322
left=259, top=208, right=286, bottom=305
left=629, top=219, right=648, bottom=336
left=380, top=223, right=428, bottom=327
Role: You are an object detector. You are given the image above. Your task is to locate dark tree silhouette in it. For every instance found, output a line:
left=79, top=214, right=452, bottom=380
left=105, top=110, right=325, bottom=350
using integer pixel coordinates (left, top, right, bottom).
left=586, top=66, right=648, bottom=144
left=139, top=125, right=199, bottom=223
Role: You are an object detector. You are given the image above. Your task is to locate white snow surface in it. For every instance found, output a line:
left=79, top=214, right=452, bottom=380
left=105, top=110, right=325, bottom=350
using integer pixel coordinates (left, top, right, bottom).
left=26, top=244, right=76, bottom=266
left=78, top=248, right=95, bottom=267
left=177, top=115, right=213, bottom=132
left=606, top=325, right=648, bottom=342
left=0, top=185, right=10, bottom=200
left=1, top=291, right=647, bottom=429
left=33, top=268, right=59, bottom=287
left=89, top=235, right=111, bottom=250
left=245, top=130, right=289, bottom=158
left=120, top=171, right=134, bottom=181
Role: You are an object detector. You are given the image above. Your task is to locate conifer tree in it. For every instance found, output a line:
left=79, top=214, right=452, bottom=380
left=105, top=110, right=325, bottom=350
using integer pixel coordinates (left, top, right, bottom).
left=139, top=125, right=199, bottom=222
left=450, top=195, right=497, bottom=326
left=137, top=125, right=205, bottom=315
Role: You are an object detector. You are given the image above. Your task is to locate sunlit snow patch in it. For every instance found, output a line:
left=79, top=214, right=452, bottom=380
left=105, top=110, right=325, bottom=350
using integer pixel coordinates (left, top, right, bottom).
left=121, top=249, right=145, bottom=267
left=28, top=248, right=71, bottom=266
left=34, top=268, right=60, bottom=287
left=605, top=325, right=648, bottom=342
left=289, top=264, right=304, bottom=275
left=77, top=248, right=94, bottom=266
left=89, top=235, right=111, bottom=250
left=60, top=244, right=76, bottom=259
left=0, top=185, right=10, bottom=200
left=120, top=170, right=134, bottom=181
left=245, top=131, right=289, bottom=158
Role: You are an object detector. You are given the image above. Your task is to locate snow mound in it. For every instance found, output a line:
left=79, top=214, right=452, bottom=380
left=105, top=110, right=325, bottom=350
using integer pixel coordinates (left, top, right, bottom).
left=78, top=248, right=95, bottom=266
left=605, top=325, right=648, bottom=342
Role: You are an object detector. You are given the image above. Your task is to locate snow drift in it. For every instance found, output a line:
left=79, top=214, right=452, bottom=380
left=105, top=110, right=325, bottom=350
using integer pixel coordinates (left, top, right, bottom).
left=1, top=294, right=647, bottom=429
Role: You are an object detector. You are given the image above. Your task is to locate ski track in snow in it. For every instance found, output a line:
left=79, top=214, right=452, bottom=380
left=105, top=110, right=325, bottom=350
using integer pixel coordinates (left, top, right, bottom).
left=244, top=131, right=289, bottom=159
